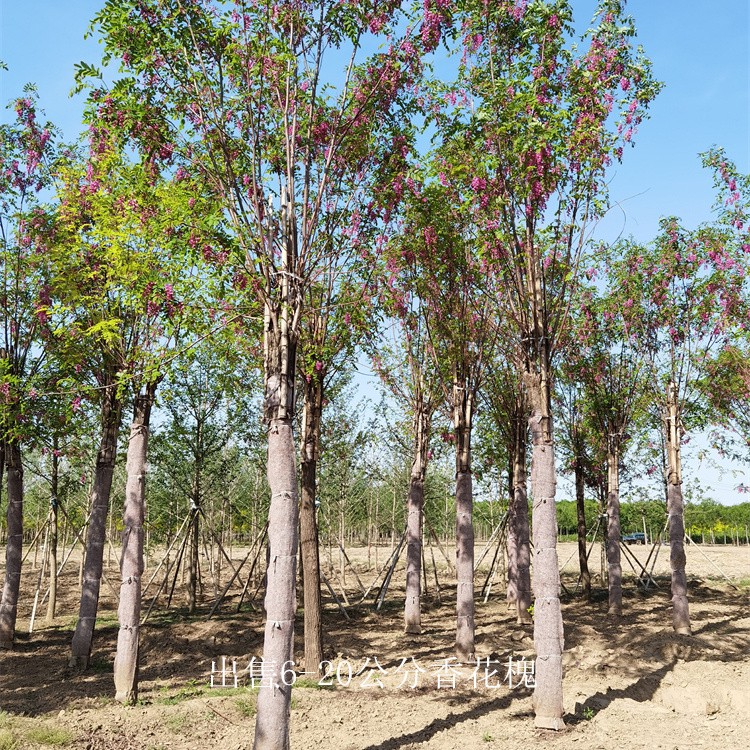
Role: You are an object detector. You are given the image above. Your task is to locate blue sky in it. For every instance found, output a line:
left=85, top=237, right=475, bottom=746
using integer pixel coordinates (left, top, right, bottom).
left=1, top=1, right=747, bottom=234
left=591, top=0, right=749, bottom=243
left=1, top=1, right=749, bottom=503
left=1, top=0, right=747, bottom=235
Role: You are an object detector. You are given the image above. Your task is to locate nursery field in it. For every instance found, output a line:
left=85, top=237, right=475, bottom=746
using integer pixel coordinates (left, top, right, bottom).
left=0, top=541, right=749, bottom=750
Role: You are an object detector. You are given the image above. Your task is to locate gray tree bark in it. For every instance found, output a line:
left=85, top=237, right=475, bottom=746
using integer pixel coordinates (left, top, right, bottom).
left=606, top=439, right=622, bottom=616
left=0, top=440, right=24, bottom=648
left=526, top=369, right=565, bottom=730
left=254, top=187, right=299, bottom=750
left=113, top=382, right=157, bottom=703
left=187, top=470, right=201, bottom=614
left=299, top=373, right=323, bottom=675
left=404, top=394, right=430, bottom=634
left=454, top=376, right=475, bottom=663
left=70, top=382, right=123, bottom=668
left=46, top=443, right=60, bottom=622
left=665, top=382, right=690, bottom=634
left=509, top=405, right=531, bottom=624
left=574, top=460, right=591, bottom=601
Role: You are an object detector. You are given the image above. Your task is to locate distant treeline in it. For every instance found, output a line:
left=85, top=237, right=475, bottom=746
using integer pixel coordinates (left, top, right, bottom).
left=557, top=498, right=750, bottom=544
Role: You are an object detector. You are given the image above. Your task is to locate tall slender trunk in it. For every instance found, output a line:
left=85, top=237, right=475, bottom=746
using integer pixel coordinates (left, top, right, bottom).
left=70, top=380, right=123, bottom=668
left=0, top=443, right=4, bottom=528
left=525, top=368, right=564, bottom=730
left=509, top=401, right=531, bottom=624
left=0, top=439, right=24, bottom=648
left=254, top=186, right=299, bottom=750
left=405, top=391, right=430, bottom=634
left=46, top=442, right=60, bottom=622
left=665, top=382, right=690, bottom=634
left=574, top=458, right=590, bottom=601
left=114, top=381, right=157, bottom=703
left=299, top=373, right=323, bottom=675
left=187, top=461, right=201, bottom=614
left=454, top=374, right=475, bottom=663
left=606, top=438, right=622, bottom=616
left=186, top=409, right=204, bottom=613
left=506, top=443, right=517, bottom=608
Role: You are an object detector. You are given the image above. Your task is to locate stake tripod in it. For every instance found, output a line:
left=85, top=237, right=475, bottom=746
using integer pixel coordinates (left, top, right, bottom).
left=207, top=521, right=269, bottom=618
left=29, top=499, right=119, bottom=629
left=475, top=513, right=509, bottom=603
left=142, top=501, right=246, bottom=624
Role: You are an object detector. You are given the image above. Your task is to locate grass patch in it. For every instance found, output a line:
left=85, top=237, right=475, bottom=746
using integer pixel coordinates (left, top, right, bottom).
left=94, top=613, right=120, bottom=628
left=0, top=729, right=17, bottom=750
left=156, top=685, right=206, bottom=705
left=164, top=714, right=188, bottom=734
left=235, top=696, right=256, bottom=718
left=205, top=686, right=248, bottom=698
left=24, top=726, right=74, bottom=746
left=294, top=677, right=335, bottom=690
left=88, top=658, right=112, bottom=674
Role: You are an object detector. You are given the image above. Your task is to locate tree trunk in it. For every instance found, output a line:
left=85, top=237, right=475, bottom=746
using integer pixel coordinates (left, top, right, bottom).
left=0, top=443, right=4, bottom=534
left=254, top=186, right=299, bottom=750
left=454, top=376, right=475, bottom=663
left=405, top=392, right=430, bottom=634
left=70, top=382, right=122, bottom=668
left=525, top=369, right=565, bottom=730
left=299, top=373, right=323, bottom=676
left=46, top=444, right=60, bottom=622
left=574, top=460, right=590, bottom=601
left=665, top=382, right=690, bottom=634
left=0, top=440, right=24, bottom=648
left=506, top=445, right=517, bottom=608
left=187, top=410, right=204, bottom=612
left=114, top=381, right=157, bottom=703
left=509, top=403, right=531, bottom=624
left=606, top=439, right=622, bottom=616
left=187, top=470, right=201, bottom=614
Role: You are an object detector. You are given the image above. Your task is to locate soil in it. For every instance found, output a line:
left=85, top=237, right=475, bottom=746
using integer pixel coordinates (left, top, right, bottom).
left=1, top=540, right=749, bottom=750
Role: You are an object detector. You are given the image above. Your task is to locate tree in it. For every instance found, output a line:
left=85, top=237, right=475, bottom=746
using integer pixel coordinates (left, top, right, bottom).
left=702, top=153, right=750, bottom=462
left=297, top=227, right=382, bottom=672
left=88, top=2, right=446, bottom=745
left=563, top=284, right=649, bottom=614
left=611, top=153, right=749, bottom=633
left=369, top=306, right=438, bottom=636
left=47, top=122, right=215, bottom=692
left=447, top=0, right=659, bottom=727
left=554, top=368, right=596, bottom=600
left=479, top=356, right=532, bottom=622
left=390, top=161, right=498, bottom=656
left=0, top=90, right=59, bottom=648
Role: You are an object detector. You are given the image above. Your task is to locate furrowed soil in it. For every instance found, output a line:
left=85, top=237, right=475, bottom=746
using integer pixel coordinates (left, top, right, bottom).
left=1, top=540, right=748, bottom=750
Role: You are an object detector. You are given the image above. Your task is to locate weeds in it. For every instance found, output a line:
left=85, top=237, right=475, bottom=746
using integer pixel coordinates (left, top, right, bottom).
left=235, top=697, right=256, bottom=718
left=24, top=726, right=74, bottom=746
left=164, top=714, right=188, bottom=734
left=0, top=729, right=17, bottom=750
left=294, top=677, right=335, bottom=690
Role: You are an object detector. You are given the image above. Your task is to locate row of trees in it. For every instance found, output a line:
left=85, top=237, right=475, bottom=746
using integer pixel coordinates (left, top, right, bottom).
left=556, top=499, right=750, bottom=542
left=3, top=1, right=750, bottom=746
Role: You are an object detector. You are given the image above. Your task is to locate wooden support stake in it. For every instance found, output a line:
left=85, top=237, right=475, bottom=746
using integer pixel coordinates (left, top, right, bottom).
left=209, top=522, right=268, bottom=618
left=376, top=531, right=406, bottom=610
left=321, top=571, right=350, bottom=620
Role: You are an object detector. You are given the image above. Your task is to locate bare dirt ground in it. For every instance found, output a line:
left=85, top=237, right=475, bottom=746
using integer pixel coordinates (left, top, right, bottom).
left=1, top=540, right=749, bottom=750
